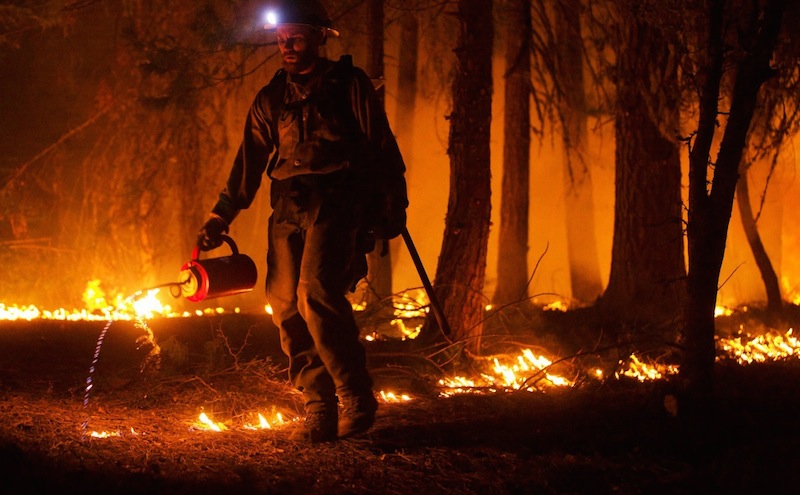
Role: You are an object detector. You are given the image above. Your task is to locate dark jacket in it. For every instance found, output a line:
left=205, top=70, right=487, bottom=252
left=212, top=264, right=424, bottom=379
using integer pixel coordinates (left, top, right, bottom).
left=211, top=56, right=407, bottom=233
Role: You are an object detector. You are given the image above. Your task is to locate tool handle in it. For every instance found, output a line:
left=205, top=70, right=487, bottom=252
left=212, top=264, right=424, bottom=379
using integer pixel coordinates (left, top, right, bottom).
left=401, top=227, right=451, bottom=336
left=191, top=235, right=238, bottom=261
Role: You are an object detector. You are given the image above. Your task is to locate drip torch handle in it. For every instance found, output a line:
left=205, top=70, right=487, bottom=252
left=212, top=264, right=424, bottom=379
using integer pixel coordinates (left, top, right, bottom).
left=192, top=235, right=239, bottom=261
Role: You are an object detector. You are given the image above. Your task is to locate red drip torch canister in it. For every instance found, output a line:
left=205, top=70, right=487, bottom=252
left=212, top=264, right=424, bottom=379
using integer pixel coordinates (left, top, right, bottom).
left=179, top=235, right=257, bottom=302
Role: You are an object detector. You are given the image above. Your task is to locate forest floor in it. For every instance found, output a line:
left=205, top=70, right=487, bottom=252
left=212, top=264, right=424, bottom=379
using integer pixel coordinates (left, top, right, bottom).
left=2, top=307, right=800, bottom=495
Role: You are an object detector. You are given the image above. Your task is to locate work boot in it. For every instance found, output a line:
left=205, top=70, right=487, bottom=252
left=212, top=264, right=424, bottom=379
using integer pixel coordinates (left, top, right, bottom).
left=290, top=410, right=338, bottom=444
left=338, top=392, right=378, bottom=439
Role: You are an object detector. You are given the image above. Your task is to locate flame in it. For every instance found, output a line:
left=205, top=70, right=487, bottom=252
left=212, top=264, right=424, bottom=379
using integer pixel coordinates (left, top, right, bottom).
left=242, top=410, right=288, bottom=430
left=438, top=348, right=573, bottom=396
left=393, top=289, right=429, bottom=319
left=0, top=281, right=247, bottom=322
left=82, top=279, right=108, bottom=312
left=781, top=277, right=800, bottom=306
left=616, top=354, right=679, bottom=382
left=244, top=413, right=272, bottom=430
left=195, top=412, right=227, bottom=432
left=717, top=328, right=799, bottom=364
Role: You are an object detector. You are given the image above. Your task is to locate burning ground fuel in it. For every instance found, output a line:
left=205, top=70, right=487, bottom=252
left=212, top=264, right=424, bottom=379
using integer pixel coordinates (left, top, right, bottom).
left=3, top=284, right=800, bottom=493
left=2, top=282, right=800, bottom=431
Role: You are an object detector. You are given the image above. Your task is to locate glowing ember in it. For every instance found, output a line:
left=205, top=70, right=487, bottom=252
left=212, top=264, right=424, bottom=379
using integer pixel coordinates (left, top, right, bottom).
left=379, top=390, right=412, bottom=402
left=89, top=430, right=120, bottom=438
left=390, top=318, right=421, bottom=340
left=544, top=301, right=568, bottom=312
left=715, top=305, right=734, bottom=317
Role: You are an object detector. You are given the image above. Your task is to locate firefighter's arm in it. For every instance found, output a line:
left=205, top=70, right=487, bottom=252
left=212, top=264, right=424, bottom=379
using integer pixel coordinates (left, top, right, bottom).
left=198, top=90, right=275, bottom=250
left=211, top=89, right=276, bottom=225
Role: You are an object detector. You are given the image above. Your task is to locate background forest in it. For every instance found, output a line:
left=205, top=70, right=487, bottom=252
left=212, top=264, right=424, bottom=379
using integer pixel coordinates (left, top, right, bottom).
left=2, top=1, right=800, bottom=390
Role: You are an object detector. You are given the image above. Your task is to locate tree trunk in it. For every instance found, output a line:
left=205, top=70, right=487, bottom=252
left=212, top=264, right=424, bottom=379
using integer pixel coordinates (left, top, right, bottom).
left=683, top=0, right=785, bottom=406
left=736, top=171, right=782, bottom=312
left=599, top=11, right=685, bottom=326
left=493, top=0, right=531, bottom=307
left=429, top=0, right=493, bottom=353
left=395, top=11, right=418, bottom=156
left=555, top=0, right=603, bottom=304
left=364, top=0, right=394, bottom=303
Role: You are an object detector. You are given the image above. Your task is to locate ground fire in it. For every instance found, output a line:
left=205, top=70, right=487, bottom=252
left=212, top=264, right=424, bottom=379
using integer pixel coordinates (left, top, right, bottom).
left=3, top=279, right=800, bottom=443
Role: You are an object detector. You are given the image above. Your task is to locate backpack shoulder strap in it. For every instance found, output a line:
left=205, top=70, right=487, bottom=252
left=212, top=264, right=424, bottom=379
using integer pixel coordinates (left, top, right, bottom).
left=265, top=68, right=288, bottom=120
left=264, top=68, right=287, bottom=176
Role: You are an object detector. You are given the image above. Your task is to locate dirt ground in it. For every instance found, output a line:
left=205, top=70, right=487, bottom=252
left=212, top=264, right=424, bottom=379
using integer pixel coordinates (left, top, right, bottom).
left=2, top=312, right=800, bottom=495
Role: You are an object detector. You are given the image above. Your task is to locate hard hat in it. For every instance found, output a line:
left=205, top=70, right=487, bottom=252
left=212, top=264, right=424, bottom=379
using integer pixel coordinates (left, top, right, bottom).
left=264, top=0, right=339, bottom=37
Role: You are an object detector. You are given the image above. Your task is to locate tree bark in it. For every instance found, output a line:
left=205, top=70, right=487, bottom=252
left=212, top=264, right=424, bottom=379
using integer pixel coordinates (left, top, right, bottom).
left=429, top=0, right=493, bottom=353
left=599, top=9, right=685, bottom=325
left=493, top=0, right=531, bottom=307
left=736, top=171, right=782, bottom=312
left=394, top=11, right=418, bottom=161
left=555, top=0, right=603, bottom=304
left=683, top=0, right=786, bottom=404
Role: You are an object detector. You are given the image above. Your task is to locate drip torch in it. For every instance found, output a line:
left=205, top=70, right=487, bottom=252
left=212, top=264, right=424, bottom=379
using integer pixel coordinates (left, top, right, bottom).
left=177, top=235, right=257, bottom=302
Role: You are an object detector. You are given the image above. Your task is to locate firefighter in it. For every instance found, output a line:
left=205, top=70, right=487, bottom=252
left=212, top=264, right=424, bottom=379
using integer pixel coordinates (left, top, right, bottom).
left=196, top=0, right=408, bottom=443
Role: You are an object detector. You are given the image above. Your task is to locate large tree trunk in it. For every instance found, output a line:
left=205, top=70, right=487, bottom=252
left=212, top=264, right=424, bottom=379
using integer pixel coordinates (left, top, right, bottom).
left=554, top=0, right=603, bottom=304
left=429, top=0, right=493, bottom=353
left=736, top=171, right=782, bottom=312
left=493, top=0, right=531, bottom=307
left=683, top=0, right=785, bottom=408
left=599, top=8, right=685, bottom=326
left=364, top=0, right=394, bottom=303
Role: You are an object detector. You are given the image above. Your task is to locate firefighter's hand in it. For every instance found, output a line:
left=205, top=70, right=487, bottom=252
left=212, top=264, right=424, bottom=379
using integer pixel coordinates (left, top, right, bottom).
left=196, top=216, right=229, bottom=251
left=371, top=196, right=407, bottom=240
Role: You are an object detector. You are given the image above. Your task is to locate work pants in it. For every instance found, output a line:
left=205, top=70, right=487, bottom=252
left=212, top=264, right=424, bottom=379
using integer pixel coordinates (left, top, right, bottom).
left=266, top=209, right=372, bottom=414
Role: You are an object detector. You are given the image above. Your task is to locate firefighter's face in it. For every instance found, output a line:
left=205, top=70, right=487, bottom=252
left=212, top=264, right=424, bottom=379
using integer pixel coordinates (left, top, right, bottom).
left=276, top=25, right=325, bottom=74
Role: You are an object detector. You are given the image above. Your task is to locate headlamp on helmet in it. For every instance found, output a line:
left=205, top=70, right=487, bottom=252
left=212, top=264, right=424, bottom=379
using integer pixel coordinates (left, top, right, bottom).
left=263, top=10, right=279, bottom=29
left=261, top=1, right=339, bottom=37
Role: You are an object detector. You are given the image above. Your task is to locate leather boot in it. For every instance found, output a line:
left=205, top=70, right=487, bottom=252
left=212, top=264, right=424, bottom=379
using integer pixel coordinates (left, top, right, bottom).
left=338, top=392, right=378, bottom=438
left=290, top=410, right=338, bottom=443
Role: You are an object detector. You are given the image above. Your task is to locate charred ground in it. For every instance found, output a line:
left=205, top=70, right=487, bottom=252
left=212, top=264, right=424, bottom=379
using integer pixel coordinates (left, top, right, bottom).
left=1, top=309, right=800, bottom=494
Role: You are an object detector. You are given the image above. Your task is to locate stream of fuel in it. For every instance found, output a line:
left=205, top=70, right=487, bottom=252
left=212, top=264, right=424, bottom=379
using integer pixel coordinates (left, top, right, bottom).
left=79, top=281, right=184, bottom=440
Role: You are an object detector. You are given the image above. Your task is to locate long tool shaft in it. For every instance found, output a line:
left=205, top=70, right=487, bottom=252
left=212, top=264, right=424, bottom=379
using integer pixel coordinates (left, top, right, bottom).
left=401, top=227, right=451, bottom=336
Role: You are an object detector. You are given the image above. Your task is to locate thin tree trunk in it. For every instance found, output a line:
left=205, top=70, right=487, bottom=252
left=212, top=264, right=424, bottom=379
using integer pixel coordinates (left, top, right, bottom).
left=736, top=171, right=782, bottom=312
left=493, top=0, right=531, bottom=307
left=364, top=0, right=393, bottom=303
left=428, top=0, right=493, bottom=353
left=683, top=0, right=785, bottom=408
left=555, top=0, right=603, bottom=304
left=395, top=12, right=418, bottom=156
